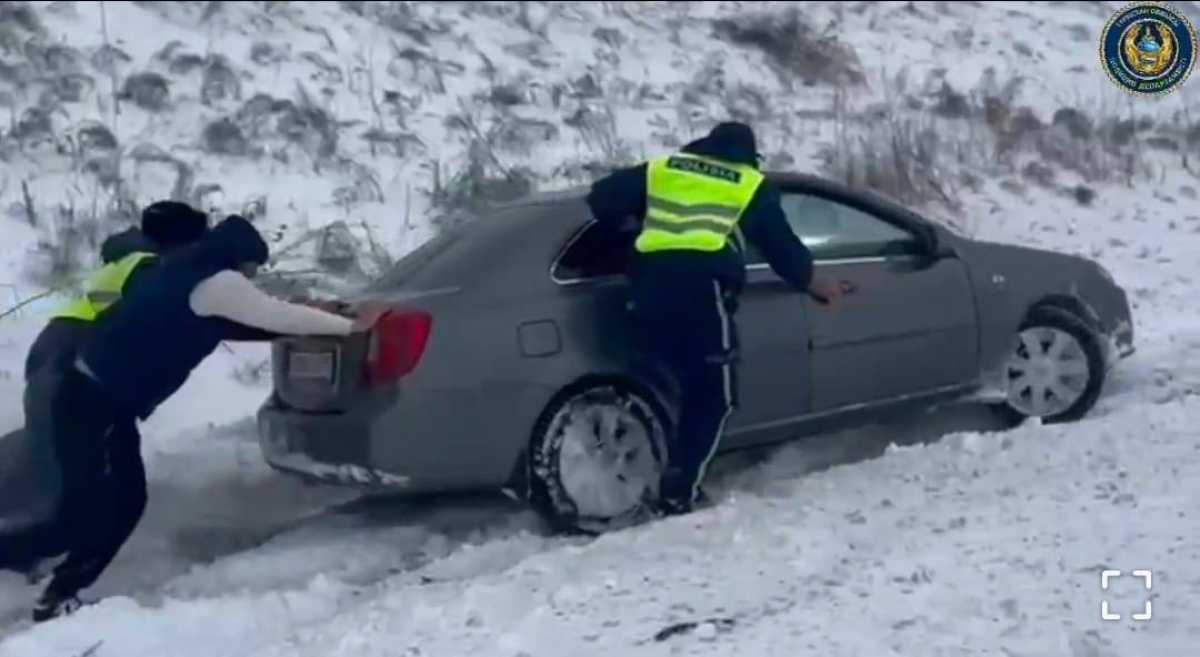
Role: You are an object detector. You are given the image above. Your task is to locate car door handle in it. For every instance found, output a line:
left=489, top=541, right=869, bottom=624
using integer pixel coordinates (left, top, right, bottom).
left=806, top=280, right=857, bottom=305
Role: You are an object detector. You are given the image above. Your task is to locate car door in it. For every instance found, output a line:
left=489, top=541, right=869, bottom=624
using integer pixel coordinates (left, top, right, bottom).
left=721, top=259, right=813, bottom=446
left=550, top=219, right=811, bottom=448
left=777, top=190, right=979, bottom=412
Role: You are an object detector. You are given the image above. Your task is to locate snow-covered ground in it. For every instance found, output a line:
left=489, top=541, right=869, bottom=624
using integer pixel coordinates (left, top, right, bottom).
left=1, top=337, right=1196, bottom=656
left=2, top=1, right=1200, bottom=655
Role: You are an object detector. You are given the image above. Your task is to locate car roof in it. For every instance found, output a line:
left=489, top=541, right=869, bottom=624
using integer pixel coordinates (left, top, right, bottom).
left=491, top=185, right=592, bottom=209
left=378, top=172, right=933, bottom=291
left=497, top=173, right=882, bottom=202
left=495, top=172, right=928, bottom=226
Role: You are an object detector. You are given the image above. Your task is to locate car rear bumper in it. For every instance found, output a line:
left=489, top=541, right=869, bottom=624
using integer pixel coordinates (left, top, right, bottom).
left=257, top=403, right=416, bottom=491
left=258, top=376, right=553, bottom=496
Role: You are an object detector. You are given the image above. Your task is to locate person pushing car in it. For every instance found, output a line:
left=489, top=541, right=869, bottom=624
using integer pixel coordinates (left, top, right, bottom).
left=24, top=201, right=210, bottom=380
left=2, top=201, right=210, bottom=578
left=27, top=214, right=379, bottom=622
left=586, top=121, right=854, bottom=516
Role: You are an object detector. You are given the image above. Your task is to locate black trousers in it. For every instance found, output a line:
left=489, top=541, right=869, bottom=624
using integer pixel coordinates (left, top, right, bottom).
left=631, top=277, right=738, bottom=507
left=0, top=370, right=70, bottom=570
left=39, top=368, right=146, bottom=598
left=2, top=317, right=91, bottom=570
left=24, top=317, right=90, bottom=381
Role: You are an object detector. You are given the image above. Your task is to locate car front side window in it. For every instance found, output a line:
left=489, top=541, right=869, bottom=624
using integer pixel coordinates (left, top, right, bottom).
left=556, top=192, right=929, bottom=279
left=780, top=193, right=924, bottom=260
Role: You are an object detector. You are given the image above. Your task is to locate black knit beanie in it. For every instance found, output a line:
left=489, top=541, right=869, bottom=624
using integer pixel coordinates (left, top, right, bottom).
left=141, top=201, right=210, bottom=250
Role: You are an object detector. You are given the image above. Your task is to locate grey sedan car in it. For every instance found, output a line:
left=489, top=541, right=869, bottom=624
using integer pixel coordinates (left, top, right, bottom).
left=257, top=172, right=1135, bottom=533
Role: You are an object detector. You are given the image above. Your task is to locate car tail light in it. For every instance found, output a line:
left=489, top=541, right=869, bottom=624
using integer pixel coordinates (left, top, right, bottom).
left=365, top=310, right=432, bottom=384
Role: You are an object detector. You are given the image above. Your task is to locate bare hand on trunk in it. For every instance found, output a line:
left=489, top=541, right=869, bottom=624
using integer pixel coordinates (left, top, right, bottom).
left=352, top=302, right=391, bottom=332
left=289, top=296, right=348, bottom=314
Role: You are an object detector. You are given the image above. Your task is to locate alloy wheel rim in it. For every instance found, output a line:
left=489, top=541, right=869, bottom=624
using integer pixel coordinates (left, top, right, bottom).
left=1005, top=327, right=1091, bottom=417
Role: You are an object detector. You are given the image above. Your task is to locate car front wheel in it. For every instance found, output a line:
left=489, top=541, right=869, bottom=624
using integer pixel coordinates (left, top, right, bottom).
left=995, top=306, right=1106, bottom=424
left=529, top=381, right=668, bottom=534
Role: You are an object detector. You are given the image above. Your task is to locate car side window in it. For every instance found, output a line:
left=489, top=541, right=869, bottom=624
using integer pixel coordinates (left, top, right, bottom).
left=554, top=192, right=927, bottom=279
left=780, top=193, right=923, bottom=260
left=552, top=221, right=635, bottom=281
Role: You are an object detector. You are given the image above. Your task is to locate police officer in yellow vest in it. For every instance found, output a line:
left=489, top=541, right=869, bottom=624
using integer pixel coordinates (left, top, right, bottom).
left=586, top=122, right=851, bottom=515
left=3, top=201, right=209, bottom=577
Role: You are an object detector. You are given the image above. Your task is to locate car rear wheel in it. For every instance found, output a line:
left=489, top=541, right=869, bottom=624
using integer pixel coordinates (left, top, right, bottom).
left=994, top=306, right=1105, bottom=424
left=529, top=381, right=668, bottom=534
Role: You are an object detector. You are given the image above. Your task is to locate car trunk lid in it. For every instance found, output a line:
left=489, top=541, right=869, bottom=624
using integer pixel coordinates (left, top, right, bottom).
left=271, top=287, right=455, bottom=413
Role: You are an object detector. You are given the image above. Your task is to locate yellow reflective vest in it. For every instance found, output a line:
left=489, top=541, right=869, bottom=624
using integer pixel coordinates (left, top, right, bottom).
left=635, top=153, right=765, bottom=254
left=52, top=252, right=155, bottom=321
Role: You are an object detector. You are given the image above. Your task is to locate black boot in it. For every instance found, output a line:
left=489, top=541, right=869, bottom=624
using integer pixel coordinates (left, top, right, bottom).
left=658, top=497, right=694, bottom=516
left=656, top=466, right=719, bottom=516
left=32, top=586, right=83, bottom=623
left=656, top=467, right=693, bottom=516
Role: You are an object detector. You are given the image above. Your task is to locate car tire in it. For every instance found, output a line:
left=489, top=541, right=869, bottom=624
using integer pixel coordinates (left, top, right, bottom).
left=991, top=306, right=1106, bottom=425
left=529, top=379, right=670, bottom=535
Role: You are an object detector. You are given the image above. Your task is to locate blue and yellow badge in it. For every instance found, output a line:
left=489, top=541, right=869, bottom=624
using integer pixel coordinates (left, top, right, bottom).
left=1100, top=3, right=1197, bottom=95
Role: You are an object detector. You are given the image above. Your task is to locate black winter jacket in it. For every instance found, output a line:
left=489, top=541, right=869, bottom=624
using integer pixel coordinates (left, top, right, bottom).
left=80, top=216, right=273, bottom=419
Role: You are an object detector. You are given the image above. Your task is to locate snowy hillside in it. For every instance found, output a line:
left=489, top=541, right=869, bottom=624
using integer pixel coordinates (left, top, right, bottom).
left=1, top=0, right=1198, bottom=296
left=1, top=1, right=1199, bottom=655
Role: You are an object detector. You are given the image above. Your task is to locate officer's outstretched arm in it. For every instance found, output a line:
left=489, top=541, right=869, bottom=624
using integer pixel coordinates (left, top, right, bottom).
left=740, top=183, right=815, bottom=293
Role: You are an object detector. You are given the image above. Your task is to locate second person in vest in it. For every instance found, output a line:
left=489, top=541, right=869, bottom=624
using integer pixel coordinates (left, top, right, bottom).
left=23, top=201, right=211, bottom=380
left=586, top=121, right=853, bottom=516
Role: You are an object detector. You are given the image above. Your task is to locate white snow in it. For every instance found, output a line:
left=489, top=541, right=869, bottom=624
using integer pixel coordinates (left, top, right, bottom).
left=1, top=1, right=1199, bottom=655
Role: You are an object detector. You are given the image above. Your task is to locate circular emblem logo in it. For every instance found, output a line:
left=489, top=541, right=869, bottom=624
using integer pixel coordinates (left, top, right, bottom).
left=1100, top=3, right=1197, bottom=95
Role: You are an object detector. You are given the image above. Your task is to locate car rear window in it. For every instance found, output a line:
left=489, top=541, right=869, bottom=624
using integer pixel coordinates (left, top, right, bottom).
left=368, top=220, right=472, bottom=291
left=552, top=220, right=635, bottom=281
left=369, top=200, right=547, bottom=291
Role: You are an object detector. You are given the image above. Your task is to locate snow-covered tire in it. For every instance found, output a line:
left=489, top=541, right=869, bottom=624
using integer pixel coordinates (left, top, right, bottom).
left=992, top=306, right=1106, bottom=425
left=529, top=380, right=669, bottom=535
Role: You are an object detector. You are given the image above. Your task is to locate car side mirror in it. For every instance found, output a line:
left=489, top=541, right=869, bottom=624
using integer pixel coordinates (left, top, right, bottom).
left=918, top=223, right=956, bottom=259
